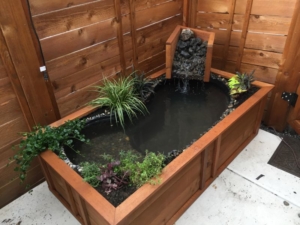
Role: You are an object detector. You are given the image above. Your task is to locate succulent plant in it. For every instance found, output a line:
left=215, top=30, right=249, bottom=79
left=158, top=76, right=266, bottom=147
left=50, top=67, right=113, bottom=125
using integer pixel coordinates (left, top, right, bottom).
left=228, top=70, right=255, bottom=95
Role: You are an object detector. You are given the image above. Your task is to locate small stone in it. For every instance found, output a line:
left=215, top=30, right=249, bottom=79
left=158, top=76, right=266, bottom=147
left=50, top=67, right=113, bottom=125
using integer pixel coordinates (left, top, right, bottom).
left=180, top=29, right=194, bottom=41
left=283, top=201, right=289, bottom=206
left=180, top=50, right=191, bottom=58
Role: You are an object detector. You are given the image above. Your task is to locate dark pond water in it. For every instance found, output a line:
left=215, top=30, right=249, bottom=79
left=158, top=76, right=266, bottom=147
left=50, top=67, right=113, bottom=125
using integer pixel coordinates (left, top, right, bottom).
left=65, top=79, right=230, bottom=165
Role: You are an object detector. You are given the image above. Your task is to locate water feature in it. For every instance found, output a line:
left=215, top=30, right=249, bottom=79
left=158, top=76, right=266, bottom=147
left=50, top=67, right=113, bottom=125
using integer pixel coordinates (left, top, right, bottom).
left=64, top=79, right=229, bottom=165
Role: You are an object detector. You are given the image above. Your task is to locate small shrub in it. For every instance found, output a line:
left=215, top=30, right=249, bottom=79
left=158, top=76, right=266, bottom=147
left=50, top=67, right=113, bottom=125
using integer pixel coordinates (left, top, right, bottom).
left=98, top=160, right=129, bottom=194
left=89, top=76, right=148, bottom=130
left=82, top=150, right=165, bottom=194
left=80, top=162, right=101, bottom=187
left=131, top=71, right=155, bottom=101
left=12, top=119, right=88, bottom=183
left=228, top=70, right=255, bottom=95
left=129, top=151, right=165, bottom=187
left=117, top=150, right=165, bottom=187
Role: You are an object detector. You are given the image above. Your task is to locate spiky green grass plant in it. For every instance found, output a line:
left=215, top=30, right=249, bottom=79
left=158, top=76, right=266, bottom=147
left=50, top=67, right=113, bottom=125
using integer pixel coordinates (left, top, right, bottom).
left=228, top=70, right=255, bottom=95
left=89, top=76, right=148, bottom=129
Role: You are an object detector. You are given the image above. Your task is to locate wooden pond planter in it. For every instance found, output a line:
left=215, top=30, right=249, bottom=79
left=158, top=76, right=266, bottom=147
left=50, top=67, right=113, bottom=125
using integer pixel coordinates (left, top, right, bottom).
left=166, top=25, right=215, bottom=82
left=39, top=68, right=273, bottom=225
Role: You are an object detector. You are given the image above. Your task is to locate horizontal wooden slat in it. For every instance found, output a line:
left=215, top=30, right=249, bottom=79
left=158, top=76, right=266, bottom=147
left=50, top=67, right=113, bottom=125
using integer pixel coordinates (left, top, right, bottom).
left=0, top=158, right=40, bottom=188
left=136, top=15, right=182, bottom=47
left=29, top=0, right=98, bottom=16
left=233, top=14, right=292, bottom=35
left=0, top=77, right=16, bottom=104
left=235, top=0, right=296, bottom=16
left=197, top=0, right=231, bottom=13
left=242, top=48, right=282, bottom=69
left=201, top=28, right=227, bottom=45
left=46, top=35, right=130, bottom=81
left=245, top=33, right=286, bottom=53
left=0, top=165, right=44, bottom=209
left=0, top=97, right=23, bottom=126
left=32, top=0, right=118, bottom=39
left=135, top=0, right=174, bottom=11
left=54, top=55, right=122, bottom=100
left=225, top=61, right=278, bottom=84
left=137, top=34, right=169, bottom=63
left=0, top=117, right=28, bottom=147
left=229, top=31, right=286, bottom=53
left=40, top=18, right=118, bottom=61
left=196, top=12, right=230, bottom=29
left=56, top=75, right=115, bottom=117
left=0, top=138, right=22, bottom=169
left=138, top=51, right=165, bottom=73
left=135, top=0, right=182, bottom=29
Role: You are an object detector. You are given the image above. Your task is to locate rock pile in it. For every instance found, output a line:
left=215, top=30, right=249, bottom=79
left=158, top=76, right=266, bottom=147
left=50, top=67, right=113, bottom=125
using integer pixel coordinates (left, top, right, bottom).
left=172, top=29, right=207, bottom=80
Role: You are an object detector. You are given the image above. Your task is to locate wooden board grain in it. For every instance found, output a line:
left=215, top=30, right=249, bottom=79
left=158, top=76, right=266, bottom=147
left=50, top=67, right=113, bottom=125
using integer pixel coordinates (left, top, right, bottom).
left=32, top=0, right=118, bottom=39
left=200, top=28, right=227, bottom=45
left=0, top=97, right=23, bottom=126
left=135, top=0, right=183, bottom=29
left=40, top=18, right=118, bottom=61
left=138, top=51, right=165, bottom=74
left=196, top=12, right=230, bottom=29
left=0, top=117, right=28, bottom=148
left=0, top=158, right=40, bottom=188
left=53, top=55, right=122, bottom=100
left=0, top=0, right=58, bottom=125
left=47, top=37, right=122, bottom=81
left=135, top=0, right=180, bottom=11
left=0, top=59, right=7, bottom=79
left=225, top=61, right=278, bottom=84
left=0, top=77, right=16, bottom=104
left=136, top=15, right=182, bottom=47
left=233, top=14, right=292, bottom=35
left=242, top=48, right=282, bottom=69
left=0, top=165, right=44, bottom=208
left=235, top=0, right=297, bottom=16
left=28, top=0, right=99, bottom=16
left=0, top=138, right=22, bottom=170
left=197, top=0, right=232, bottom=13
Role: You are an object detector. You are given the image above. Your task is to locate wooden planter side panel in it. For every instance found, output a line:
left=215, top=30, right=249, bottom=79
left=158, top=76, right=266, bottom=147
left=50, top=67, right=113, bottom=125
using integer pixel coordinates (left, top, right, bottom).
left=39, top=151, right=115, bottom=225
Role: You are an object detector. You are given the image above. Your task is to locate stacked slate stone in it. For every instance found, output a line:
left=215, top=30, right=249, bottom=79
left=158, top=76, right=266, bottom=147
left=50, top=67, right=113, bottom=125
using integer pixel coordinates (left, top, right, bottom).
left=172, top=29, right=208, bottom=80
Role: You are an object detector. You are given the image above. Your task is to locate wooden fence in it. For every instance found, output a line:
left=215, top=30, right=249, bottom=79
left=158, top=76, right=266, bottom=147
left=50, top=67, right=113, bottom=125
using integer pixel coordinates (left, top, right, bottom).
left=29, top=0, right=183, bottom=117
left=0, top=0, right=299, bottom=208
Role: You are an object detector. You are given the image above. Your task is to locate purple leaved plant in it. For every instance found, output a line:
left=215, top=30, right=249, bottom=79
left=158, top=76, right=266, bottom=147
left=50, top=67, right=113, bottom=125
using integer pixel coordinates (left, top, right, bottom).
left=97, top=160, right=130, bottom=195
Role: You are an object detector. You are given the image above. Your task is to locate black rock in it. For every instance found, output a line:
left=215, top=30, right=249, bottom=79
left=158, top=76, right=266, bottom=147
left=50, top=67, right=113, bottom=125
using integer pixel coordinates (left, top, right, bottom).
left=180, top=50, right=191, bottom=58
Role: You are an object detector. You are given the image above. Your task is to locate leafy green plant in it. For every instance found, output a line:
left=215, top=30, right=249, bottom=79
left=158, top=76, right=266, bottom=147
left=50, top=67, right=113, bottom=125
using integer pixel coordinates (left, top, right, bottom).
left=89, top=76, right=149, bottom=129
left=228, top=70, right=255, bottom=95
left=117, top=150, right=165, bottom=187
left=131, top=71, right=155, bottom=101
left=80, top=162, right=101, bottom=187
left=12, top=119, right=88, bottom=183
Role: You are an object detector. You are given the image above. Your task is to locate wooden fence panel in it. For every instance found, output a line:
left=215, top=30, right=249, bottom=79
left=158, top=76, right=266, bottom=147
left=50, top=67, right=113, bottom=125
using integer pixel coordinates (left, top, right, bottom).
left=195, top=0, right=297, bottom=125
left=0, top=53, right=43, bottom=208
left=26, top=0, right=183, bottom=117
